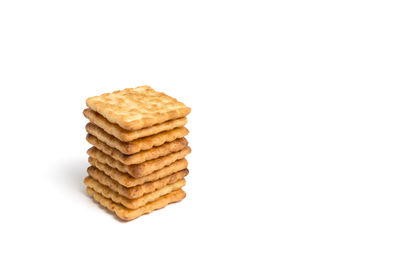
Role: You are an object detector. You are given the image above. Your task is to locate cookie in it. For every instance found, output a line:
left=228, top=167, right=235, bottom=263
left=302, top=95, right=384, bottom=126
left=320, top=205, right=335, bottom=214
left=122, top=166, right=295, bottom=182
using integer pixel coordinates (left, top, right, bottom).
left=86, top=123, right=189, bottom=154
left=87, top=166, right=188, bottom=199
left=83, top=109, right=188, bottom=142
left=86, top=187, right=186, bottom=221
left=86, top=134, right=188, bottom=165
left=88, top=157, right=188, bottom=187
left=86, top=86, right=191, bottom=131
left=87, top=146, right=191, bottom=177
left=85, top=176, right=186, bottom=209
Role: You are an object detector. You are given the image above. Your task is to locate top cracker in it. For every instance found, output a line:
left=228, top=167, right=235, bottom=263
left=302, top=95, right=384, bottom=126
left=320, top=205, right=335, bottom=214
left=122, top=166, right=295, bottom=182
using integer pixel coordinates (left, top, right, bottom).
left=86, top=86, right=191, bottom=131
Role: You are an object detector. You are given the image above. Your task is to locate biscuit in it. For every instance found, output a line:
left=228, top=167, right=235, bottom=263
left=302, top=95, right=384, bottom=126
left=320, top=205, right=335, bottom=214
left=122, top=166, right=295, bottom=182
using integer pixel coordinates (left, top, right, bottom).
left=86, top=86, right=191, bottom=131
left=86, top=134, right=188, bottom=165
left=83, top=109, right=188, bottom=142
left=87, top=187, right=186, bottom=221
left=87, top=146, right=191, bottom=177
left=86, top=123, right=189, bottom=155
left=88, top=157, right=188, bottom=187
left=87, top=166, right=188, bottom=199
left=85, top=176, right=186, bottom=209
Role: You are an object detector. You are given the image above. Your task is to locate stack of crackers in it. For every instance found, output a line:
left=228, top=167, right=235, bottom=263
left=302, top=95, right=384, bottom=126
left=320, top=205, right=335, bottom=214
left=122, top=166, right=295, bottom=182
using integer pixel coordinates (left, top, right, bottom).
left=83, top=86, right=191, bottom=221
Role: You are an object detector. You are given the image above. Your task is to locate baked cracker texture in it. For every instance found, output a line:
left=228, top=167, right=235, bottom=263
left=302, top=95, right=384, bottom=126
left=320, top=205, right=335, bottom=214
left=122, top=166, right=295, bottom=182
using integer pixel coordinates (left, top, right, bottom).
left=86, top=86, right=191, bottom=131
left=88, top=157, right=188, bottom=187
left=85, top=176, right=186, bottom=209
left=86, top=187, right=186, bottom=221
left=87, top=166, right=188, bottom=199
left=86, top=123, right=189, bottom=154
left=87, top=146, right=191, bottom=177
left=83, top=109, right=188, bottom=142
left=86, top=134, right=188, bottom=165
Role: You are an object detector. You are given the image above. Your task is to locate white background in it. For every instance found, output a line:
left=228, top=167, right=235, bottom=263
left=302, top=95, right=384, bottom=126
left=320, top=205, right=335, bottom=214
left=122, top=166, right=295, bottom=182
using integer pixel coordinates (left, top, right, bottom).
left=0, top=1, right=399, bottom=266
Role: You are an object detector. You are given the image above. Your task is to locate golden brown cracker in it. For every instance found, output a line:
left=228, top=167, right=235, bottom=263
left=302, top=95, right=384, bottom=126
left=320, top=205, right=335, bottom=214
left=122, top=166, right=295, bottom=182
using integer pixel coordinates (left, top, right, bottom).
left=87, top=166, right=188, bottom=199
left=86, top=123, right=189, bottom=155
left=88, top=157, right=188, bottom=187
left=87, top=146, right=191, bottom=177
left=83, top=109, right=188, bottom=142
left=86, top=133, right=188, bottom=165
left=86, top=86, right=191, bottom=131
left=84, top=176, right=186, bottom=210
left=86, top=187, right=186, bottom=221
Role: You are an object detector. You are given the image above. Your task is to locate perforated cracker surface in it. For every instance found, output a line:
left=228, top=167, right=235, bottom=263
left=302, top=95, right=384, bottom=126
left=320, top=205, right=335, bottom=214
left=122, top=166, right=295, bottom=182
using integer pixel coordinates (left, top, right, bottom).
left=86, top=86, right=191, bottom=131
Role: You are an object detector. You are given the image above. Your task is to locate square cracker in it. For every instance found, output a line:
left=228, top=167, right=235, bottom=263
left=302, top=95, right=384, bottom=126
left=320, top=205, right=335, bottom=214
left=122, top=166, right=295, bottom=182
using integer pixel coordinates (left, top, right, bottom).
left=87, top=146, right=191, bottom=177
left=86, top=86, right=191, bottom=131
left=88, top=157, right=188, bottom=187
left=83, top=109, right=188, bottom=142
left=86, top=187, right=186, bottom=221
left=86, top=123, right=189, bottom=155
left=87, top=166, right=188, bottom=199
left=86, top=134, right=188, bottom=165
left=85, top=176, right=186, bottom=210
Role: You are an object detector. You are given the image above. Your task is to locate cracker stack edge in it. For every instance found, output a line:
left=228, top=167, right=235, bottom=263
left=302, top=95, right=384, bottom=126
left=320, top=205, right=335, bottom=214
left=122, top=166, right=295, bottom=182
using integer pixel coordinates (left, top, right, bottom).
left=83, top=86, right=191, bottom=221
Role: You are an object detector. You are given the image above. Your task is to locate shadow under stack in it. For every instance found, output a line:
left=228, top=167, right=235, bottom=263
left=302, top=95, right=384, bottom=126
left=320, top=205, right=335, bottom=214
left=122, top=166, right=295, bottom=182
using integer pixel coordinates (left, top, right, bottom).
left=83, top=86, right=191, bottom=221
